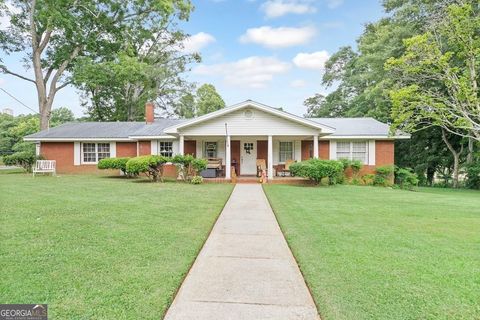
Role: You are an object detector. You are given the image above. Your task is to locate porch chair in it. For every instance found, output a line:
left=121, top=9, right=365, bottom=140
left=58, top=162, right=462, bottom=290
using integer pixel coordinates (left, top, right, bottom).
left=33, top=160, right=56, bottom=177
left=279, top=159, right=296, bottom=177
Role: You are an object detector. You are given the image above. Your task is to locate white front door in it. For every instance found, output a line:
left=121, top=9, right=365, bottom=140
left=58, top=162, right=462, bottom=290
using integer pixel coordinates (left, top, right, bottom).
left=240, top=140, right=257, bottom=175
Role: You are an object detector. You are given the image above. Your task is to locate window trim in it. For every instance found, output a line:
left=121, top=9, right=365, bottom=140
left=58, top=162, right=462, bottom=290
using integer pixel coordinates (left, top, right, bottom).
left=158, top=141, right=174, bottom=157
left=81, top=142, right=111, bottom=164
left=335, top=141, right=368, bottom=164
left=204, top=141, right=218, bottom=158
left=279, top=141, right=294, bottom=163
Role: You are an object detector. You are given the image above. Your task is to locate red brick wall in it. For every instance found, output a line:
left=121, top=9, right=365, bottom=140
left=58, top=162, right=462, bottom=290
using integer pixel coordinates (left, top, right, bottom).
left=319, top=141, right=329, bottom=160
left=300, top=140, right=329, bottom=160
left=117, top=142, right=137, bottom=157
left=40, top=142, right=103, bottom=174
left=375, top=140, right=394, bottom=166
left=138, top=141, right=151, bottom=156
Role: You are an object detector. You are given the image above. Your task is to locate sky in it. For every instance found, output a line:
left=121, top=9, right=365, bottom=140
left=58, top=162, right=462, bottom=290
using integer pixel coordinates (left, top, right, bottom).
left=0, top=0, right=385, bottom=118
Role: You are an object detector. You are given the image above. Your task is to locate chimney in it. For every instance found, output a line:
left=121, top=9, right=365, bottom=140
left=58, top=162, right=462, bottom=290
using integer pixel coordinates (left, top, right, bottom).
left=145, top=102, right=155, bottom=124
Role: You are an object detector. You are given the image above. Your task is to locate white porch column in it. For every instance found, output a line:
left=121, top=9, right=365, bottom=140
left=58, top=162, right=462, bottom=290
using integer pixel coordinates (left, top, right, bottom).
left=225, top=135, right=231, bottom=179
left=179, top=134, right=184, bottom=155
left=268, top=135, right=273, bottom=180
left=313, top=135, right=319, bottom=158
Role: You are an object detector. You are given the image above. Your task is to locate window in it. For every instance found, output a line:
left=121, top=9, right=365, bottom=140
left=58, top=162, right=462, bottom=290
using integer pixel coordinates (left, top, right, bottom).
left=279, top=142, right=294, bottom=163
left=204, top=142, right=217, bottom=158
left=158, top=141, right=173, bottom=157
left=336, top=141, right=367, bottom=163
left=82, top=142, right=110, bottom=163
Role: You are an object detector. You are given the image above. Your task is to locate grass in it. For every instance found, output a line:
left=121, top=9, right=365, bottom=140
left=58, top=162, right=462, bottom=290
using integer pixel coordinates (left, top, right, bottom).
left=263, top=185, right=480, bottom=320
left=0, top=173, right=233, bottom=319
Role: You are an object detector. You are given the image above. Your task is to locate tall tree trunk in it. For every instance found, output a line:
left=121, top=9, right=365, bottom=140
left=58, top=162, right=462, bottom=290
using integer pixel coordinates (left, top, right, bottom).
left=441, top=128, right=461, bottom=188
left=466, top=137, right=474, bottom=164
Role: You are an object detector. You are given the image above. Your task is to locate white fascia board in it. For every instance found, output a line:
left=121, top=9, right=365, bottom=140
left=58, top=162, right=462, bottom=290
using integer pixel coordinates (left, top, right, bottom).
left=128, top=135, right=176, bottom=140
left=320, top=135, right=410, bottom=140
left=23, top=137, right=132, bottom=142
left=163, top=100, right=336, bottom=134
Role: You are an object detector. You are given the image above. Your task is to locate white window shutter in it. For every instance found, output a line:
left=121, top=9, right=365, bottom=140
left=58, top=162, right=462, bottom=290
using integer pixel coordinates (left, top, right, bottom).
left=151, top=140, right=158, bottom=155
left=368, top=140, right=376, bottom=165
left=110, top=142, right=116, bottom=158
left=294, top=140, right=301, bottom=161
left=74, top=142, right=81, bottom=166
left=329, top=141, right=337, bottom=160
left=172, top=140, right=179, bottom=155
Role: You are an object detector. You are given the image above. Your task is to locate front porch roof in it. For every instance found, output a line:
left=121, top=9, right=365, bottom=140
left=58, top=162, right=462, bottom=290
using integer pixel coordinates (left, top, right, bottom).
left=163, top=100, right=336, bottom=135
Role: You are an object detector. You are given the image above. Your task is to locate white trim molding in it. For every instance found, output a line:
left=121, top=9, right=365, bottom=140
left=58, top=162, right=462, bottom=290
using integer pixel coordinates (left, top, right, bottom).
left=368, top=140, right=376, bottom=165
left=110, top=142, right=117, bottom=158
left=73, top=142, right=81, bottom=166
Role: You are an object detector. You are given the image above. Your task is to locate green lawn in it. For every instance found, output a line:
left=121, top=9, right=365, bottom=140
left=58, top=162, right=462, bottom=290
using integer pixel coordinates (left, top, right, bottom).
left=0, top=173, right=233, bottom=319
left=263, top=185, right=480, bottom=320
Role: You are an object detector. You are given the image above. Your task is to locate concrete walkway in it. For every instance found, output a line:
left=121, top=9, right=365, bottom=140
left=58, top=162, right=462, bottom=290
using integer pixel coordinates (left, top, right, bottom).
left=164, top=184, right=320, bottom=320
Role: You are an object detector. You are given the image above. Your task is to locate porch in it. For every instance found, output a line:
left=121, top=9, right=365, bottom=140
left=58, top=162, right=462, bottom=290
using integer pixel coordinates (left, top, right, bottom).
left=177, top=135, right=321, bottom=180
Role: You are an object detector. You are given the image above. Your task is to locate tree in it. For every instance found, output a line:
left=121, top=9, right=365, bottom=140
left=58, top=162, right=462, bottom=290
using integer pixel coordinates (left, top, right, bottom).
left=50, top=107, right=75, bottom=126
left=195, top=84, right=225, bottom=116
left=174, top=93, right=196, bottom=119
left=387, top=3, right=480, bottom=142
left=0, top=0, right=192, bottom=129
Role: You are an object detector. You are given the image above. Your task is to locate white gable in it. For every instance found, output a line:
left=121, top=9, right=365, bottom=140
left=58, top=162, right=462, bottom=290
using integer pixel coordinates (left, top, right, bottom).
left=179, top=107, right=321, bottom=136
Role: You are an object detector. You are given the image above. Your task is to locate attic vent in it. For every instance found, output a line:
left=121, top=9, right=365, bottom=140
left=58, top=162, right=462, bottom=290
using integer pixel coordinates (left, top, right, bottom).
left=244, top=109, right=254, bottom=119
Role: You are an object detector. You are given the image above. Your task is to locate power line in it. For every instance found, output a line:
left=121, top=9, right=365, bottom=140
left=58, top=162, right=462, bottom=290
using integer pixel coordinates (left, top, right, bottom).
left=0, top=87, right=39, bottom=114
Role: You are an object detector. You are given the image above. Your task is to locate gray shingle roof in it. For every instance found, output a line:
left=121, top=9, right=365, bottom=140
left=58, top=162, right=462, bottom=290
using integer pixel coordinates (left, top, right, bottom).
left=309, top=117, right=402, bottom=137
left=25, top=119, right=186, bottom=139
left=25, top=116, right=404, bottom=140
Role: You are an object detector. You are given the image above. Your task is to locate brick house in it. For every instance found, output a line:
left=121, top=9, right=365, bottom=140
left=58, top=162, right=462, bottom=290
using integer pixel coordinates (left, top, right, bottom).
left=24, top=100, right=409, bottom=179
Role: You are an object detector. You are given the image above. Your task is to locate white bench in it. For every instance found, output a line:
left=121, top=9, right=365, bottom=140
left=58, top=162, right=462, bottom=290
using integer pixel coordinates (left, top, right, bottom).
left=33, top=160, right=56, bottom=177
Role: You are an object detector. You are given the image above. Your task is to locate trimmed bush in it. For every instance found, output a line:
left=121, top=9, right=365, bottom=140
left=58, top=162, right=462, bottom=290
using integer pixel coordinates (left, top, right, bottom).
left=172, top=154, right=208, bottom=182
left=465, top=162, right=480, bottom=189
left=190, top=175, right=204, bottom=185
left=350, top=160, right=363, bottom=177
left=2, top=151, right=41, bottom=172
left=126, top=155, right=170, bottom=182
left=98, top=157, right=131, bottom=175
left=290, top=159, right=344, bottom=185
left=374, top=165, right=395, bottom=186
left=395, top=167, right=419, bottom=190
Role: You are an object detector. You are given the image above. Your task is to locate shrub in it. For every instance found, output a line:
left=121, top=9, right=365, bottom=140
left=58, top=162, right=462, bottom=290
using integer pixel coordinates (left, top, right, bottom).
left=339, top=158, right=351, bottom=170
left=290, top=159, right=344, bottom=185
left=125, top=155, right=170, bottom=182
left=2, top=151, right=41, bottom=172
left=395, top=167, right=419, bottom=190
left=190, top=175, right=204, bottom=185
left=350, top=160, right=363, bottom=178
left=362, top=174, right=375, bottom=186
left=465, top=162, right=480, bottom=189
left=172, top=154, right=208, bottom=181
left=98, top=157, right=131, bottom=175
left=374, top=165, right=395, bottom=187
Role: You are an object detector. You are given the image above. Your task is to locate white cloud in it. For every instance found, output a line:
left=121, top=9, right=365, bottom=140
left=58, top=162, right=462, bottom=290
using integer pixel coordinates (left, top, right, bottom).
left=293, top=50, right=330, bottom=70
left=239, top=26, right=316, bottom=48
left=181, top=32, right=216, bottom=53
left=193, top=56, right=290, bottom=88
left=0, top=78, right=5, bottom=86
left=290, top=79, right=307, bottom=88
left=261, top=0, right=316, bottom=19
left=326, top=0, right=343, bottom=9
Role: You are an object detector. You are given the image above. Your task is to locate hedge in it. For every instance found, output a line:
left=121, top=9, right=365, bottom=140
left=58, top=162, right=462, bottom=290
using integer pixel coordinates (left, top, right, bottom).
left=172, top=154, right=208, bottom=182
left=289, top=159, right=344, bottom=185
left=2, top=151, right=41, bottom=172
left=125, top=155, right=170, bottom=182
left=97, top=157, right=131, bottom=175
